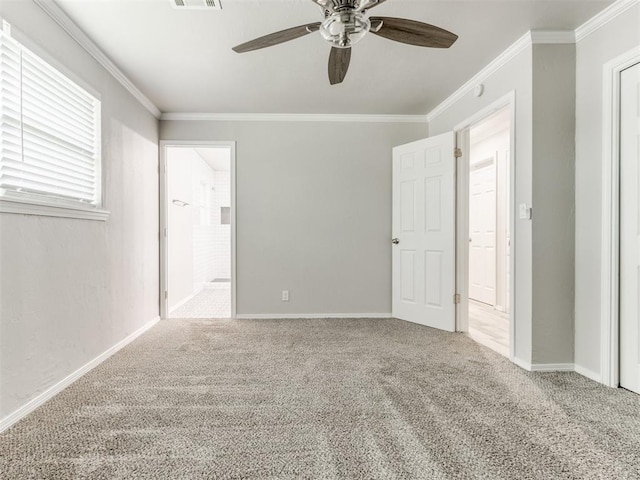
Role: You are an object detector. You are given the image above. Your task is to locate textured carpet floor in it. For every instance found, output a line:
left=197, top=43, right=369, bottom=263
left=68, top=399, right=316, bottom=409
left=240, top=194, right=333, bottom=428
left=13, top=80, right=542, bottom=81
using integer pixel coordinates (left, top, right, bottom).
left=1, top=318, right=639, bottom=480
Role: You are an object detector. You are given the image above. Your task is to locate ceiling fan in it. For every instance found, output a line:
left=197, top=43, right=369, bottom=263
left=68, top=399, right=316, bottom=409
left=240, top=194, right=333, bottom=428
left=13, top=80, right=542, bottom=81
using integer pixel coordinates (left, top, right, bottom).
left=232, top=0, right=458, bottom=85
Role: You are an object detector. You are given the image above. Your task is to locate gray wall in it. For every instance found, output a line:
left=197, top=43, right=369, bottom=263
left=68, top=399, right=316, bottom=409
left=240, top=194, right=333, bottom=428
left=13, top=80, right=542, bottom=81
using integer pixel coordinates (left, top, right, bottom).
left=574, top=6, right=640, bottom=378
left=429, top=42, right=578, bottom=367
left=531, top=44, right=576, bottom=364
left=160, top=120, right=425, bottom=315
left=428, top=46, right=534, bottom=366
left=0, top=1, right=159, bottom=420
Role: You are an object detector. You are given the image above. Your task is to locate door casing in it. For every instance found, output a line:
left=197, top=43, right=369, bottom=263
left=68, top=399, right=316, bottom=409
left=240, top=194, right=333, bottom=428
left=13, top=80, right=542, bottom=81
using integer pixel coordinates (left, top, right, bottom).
left=600, top=46, right=640, bottom=388
left=453, top=92, right=516, bottom=361
left=159, top=140, right=237, bottom=320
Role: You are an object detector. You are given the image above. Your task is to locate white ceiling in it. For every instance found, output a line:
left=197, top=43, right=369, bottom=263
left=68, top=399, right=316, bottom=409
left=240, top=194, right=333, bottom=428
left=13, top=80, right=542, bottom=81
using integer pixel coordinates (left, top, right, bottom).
left=54, top=0, right=613, bottom=115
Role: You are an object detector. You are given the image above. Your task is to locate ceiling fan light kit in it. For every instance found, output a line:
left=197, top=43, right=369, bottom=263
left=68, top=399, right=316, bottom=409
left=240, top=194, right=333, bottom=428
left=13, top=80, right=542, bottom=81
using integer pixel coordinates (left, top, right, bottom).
left=232, top=0, right=458, bottom=85
left=320, top=12, right=370, bottom=48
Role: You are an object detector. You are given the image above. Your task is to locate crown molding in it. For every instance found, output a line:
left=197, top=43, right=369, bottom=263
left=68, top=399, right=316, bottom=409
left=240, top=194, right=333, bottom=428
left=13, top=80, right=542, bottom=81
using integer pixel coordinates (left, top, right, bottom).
left=426, top=31, right=532, bottom=122
left=575, top=0, right=639, bottom=43
left=530, top=30, right=576, bottom=44
left=33, top=0, right=161, bottom=119
left=160, top=112, right=429, bottom=123
left=425, top=28, right=582, bottom=122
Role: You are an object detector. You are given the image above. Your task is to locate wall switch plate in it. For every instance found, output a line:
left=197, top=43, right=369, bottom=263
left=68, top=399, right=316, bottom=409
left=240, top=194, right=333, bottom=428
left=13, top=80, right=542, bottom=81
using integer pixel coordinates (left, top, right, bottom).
left=282, top=290, right=289, bottom=302
left=519, top=203, right=532, bottom=220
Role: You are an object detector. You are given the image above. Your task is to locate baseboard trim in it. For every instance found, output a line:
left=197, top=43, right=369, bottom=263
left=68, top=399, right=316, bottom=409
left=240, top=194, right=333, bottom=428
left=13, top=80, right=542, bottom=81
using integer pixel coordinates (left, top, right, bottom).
left=530, top=363, right=575, bottom=372
left=235, top=313, right=392, bottom=319
left=574, top=364, right=603, bottom=383
left=512, top=357, right=532, bottom=371
left=0, top=316, right=160, bottom=434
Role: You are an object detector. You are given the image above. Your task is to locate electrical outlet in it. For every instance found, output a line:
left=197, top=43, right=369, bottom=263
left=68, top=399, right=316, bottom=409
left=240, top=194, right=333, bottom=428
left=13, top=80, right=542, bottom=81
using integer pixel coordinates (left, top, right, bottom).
left=282, top=290, right=289, bottom=302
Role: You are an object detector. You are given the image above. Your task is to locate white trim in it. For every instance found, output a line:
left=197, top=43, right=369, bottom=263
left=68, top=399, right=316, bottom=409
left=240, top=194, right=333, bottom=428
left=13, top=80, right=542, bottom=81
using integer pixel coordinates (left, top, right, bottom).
left=453, top=92, right=517, bottom=363
left=427, top=33, right=531, bottom=122
left=575, top=364, right=602, bottom=383
left=455, top=127, right=470, bottom=334
left=575, top=0, right=639, bottom=43
left=0, top=316, right=160, bottom=433
left=235, top=313, right=392, bottom=319
left=160, top=112, right=429, bottom=123
left=530, top=363, right=575, bottom=372
left=230, top=142, right=237, bottom=319
left=159, top=141, right=237, bottom=320
left=0, top=197, right=110, bottom=221
left=512, top=357, right=532, bottom=371
left=428, top=3, right=640, bottom=120
left=426, top=28, right=582, bottom=123
left=600, top=46, right=640, bottom=388
left=512, top=360, right=576, bottom=373
left=530, top=31, right=576, bottom=44
left=452, top=92, right=516, bottom=133
left=32, top=0, right=161, bottom=118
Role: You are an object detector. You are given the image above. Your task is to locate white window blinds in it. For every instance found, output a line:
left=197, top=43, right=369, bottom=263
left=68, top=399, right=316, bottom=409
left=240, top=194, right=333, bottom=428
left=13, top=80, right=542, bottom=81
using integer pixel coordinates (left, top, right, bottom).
left=0, top=28, right=101, bottom=206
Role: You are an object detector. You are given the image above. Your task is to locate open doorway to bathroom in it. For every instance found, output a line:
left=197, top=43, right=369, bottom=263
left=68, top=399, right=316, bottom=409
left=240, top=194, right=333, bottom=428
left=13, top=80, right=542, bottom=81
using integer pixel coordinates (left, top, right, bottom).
left=466, top=106, right=511, bottom=357
left=160, top=143, right=235, bottom=319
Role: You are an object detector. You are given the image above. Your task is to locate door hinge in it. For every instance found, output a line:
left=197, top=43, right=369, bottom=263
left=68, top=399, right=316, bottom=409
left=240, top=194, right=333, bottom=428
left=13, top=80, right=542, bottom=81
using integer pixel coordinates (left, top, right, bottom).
left=164, top=227, right=167, bottom=237
left=454, top=148, right=462, bottom=158
left=454, top=294, right=461, bottom=304
left=164, top=290, right=168, bottom=300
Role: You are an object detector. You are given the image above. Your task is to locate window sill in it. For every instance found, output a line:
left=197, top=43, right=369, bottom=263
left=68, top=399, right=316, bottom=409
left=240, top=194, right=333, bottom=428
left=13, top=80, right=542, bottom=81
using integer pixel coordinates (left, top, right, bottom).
left=0, top=197, right=110, bottom=221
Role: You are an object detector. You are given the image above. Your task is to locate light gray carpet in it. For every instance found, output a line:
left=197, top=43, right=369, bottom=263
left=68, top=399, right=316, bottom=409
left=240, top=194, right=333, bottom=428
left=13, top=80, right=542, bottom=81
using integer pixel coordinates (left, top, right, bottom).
left=1, top=318, right=639, bottom=479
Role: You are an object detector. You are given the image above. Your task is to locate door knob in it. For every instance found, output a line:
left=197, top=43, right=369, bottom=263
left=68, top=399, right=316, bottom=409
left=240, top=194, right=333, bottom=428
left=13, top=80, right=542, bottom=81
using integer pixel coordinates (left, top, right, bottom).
left=392, top=238, right=400, bottom=244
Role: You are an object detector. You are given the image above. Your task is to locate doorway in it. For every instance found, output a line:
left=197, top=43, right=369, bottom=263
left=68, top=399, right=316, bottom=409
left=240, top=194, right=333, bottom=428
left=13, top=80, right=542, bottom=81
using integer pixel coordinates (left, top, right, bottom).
left=160, top=142, right=236, bottom=319
left=466, top=107, right=511, bottom=356
left=453, top=95, right=514, bottom=359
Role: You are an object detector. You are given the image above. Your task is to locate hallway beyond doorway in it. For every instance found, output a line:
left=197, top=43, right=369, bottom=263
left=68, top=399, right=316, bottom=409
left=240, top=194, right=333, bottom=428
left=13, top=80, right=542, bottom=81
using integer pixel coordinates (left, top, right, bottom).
left=169, top=282, right=231, bottom=319
left=468, top=301, right=509, bottom=357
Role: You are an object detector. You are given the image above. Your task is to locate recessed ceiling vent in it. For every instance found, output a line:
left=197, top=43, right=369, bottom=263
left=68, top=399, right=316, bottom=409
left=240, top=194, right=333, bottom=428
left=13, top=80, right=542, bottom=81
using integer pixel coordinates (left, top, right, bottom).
left=171, top=0, right=222, bottom=10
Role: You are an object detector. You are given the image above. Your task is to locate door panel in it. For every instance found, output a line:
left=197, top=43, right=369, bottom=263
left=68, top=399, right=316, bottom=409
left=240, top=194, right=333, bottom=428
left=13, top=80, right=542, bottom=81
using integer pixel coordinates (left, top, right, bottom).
left=392, top=132, right=455, bottom=331
left=620, top=62, right=640, bottom=394
left=469, top=157, right=497, bottom=305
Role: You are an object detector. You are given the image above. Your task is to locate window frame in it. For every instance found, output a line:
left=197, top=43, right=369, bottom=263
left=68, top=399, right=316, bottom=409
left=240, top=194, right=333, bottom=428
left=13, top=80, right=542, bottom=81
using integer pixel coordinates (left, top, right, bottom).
left=0, top=20, right=109, bottom=221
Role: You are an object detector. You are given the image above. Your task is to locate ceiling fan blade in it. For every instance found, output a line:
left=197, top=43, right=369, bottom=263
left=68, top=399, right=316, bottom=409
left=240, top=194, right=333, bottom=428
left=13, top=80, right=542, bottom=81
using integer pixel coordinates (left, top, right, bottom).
left=357, top=0, right=389, bottom=12
left=369, top=17, right=458, bottom=48
left=328, top=47, right=352, bottom=85
left=233, top=22, right=321, bottom=53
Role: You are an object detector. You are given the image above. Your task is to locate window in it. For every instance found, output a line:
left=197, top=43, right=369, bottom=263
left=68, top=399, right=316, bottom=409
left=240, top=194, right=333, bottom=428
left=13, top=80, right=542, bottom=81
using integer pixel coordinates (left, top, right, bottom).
left=0, top=22, right=105, bottom=220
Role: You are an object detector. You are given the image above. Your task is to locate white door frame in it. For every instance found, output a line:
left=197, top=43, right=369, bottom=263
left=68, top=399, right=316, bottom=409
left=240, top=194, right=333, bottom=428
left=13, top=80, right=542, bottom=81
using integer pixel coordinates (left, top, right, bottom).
left=453, top=91, right=516, bottom=360
left=159, top=140, right=237, bottom=320
left=600, top=46, right=640, bottom=388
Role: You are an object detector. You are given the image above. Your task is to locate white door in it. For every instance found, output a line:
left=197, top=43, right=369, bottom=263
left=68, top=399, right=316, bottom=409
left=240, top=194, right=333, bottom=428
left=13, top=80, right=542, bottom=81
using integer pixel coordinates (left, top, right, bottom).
left=620, top=62, right=640, bottom=394
left=468, top=157, right=497, bottom=305
left=392, top=132, right=456, bottom=332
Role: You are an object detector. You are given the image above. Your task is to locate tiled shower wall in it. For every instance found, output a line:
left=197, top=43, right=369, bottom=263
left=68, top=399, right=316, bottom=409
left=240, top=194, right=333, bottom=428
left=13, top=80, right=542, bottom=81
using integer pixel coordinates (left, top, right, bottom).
left=192, top=157, right=216, bottom=288
left=212, top=170, right=231, bottom=280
